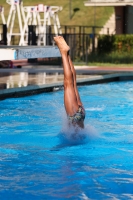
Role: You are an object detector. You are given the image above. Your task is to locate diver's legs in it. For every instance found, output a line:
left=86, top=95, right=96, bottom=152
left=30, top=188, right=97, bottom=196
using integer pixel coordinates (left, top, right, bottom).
left=54, top=36, right=79, bottom=116
left=68, top=55, right=83, bottom=107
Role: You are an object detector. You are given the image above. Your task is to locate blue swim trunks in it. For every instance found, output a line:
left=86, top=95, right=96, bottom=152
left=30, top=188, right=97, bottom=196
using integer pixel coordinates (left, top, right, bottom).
left=68, top=106, right=85, bottom=123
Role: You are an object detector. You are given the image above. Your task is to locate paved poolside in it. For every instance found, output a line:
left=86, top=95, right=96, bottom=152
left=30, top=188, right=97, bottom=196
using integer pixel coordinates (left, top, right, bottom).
left=0, top=65, right=133, bottom=99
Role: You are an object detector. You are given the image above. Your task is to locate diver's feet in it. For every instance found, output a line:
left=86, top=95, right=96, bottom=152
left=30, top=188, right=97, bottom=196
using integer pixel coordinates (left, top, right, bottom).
left=53, top=36, right=70, bottom=53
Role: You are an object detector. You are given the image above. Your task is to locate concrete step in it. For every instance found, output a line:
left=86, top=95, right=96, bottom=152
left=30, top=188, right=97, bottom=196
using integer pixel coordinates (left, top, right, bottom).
left=99, top=13, right=116, bottom=35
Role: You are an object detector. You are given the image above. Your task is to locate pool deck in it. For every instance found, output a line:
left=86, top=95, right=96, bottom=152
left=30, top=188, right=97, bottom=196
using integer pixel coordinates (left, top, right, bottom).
left=0, top=65, right=133, bottom=100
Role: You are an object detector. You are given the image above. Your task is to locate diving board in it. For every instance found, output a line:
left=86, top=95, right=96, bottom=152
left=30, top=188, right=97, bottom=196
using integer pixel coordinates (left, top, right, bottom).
left=0, top=45, right=61, bottom=60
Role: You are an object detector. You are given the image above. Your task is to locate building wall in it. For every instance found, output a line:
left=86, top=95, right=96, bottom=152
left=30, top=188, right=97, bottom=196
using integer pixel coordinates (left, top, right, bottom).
left=125, top=6, right=133, bottom=33
left=115, top=6, right=133, bottom=34
left=115, top=6, right=125, bottom=34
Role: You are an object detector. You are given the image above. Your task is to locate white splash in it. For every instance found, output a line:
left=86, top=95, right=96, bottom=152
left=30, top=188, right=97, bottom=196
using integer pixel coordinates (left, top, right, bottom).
left=53, top=102, right=98, bottom=146
left=58, top=118, right=98, bottom=146
left=85, top=106, right=105, bottom=111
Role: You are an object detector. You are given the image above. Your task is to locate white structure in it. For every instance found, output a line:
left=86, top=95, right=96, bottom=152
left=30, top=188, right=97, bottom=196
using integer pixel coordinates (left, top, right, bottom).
left=2, top=0, right=62, bottom=46
left=6, top=0, right=23, bottom=45
left=0, top=6, right=6, bottom=24
left=0, top=6, right=6, bottom=41
left=20, top=4, right=62, bottom=46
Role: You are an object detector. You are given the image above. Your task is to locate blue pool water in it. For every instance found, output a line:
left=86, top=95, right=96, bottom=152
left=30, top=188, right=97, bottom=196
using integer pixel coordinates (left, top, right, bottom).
left=1, top=81, right=133, bottom=200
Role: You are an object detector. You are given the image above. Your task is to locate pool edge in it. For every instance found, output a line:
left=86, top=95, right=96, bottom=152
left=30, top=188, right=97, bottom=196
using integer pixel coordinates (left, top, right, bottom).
left=0, top=72, right=133, bottom=100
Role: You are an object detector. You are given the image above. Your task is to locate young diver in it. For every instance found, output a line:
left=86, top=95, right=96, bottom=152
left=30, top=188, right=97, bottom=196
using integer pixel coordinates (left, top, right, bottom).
left=54, top=36, right=85, bottom=129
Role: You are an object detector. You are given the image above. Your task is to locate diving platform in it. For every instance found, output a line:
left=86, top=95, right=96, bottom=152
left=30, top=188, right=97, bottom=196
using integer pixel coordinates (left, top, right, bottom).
left=0, top=46, right=61, bottom=60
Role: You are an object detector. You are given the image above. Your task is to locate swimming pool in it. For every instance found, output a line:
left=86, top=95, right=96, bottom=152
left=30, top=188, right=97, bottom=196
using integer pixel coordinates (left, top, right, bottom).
left=0, top=81, right=133, bottom=200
